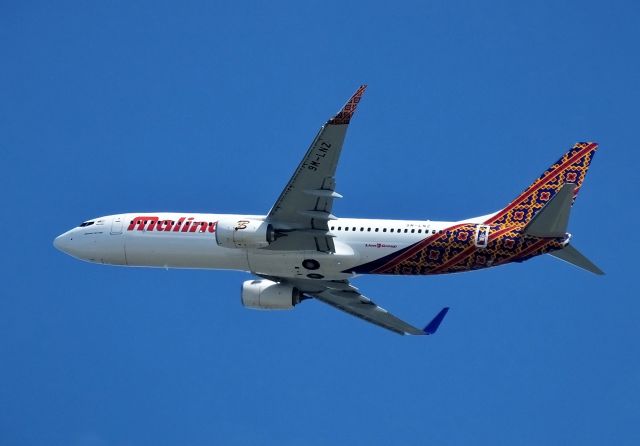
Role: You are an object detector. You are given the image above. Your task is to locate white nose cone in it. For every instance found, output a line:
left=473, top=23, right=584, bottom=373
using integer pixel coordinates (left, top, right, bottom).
left=53, top=230, right=87, bottom=260
left=53, top=230, right=79, bottom=257
left=53, top=222, right=126, bottom=265
left=53, top=233, right=69, bottom=253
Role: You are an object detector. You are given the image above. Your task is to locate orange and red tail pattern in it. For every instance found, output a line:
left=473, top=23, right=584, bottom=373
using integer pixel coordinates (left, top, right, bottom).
left=345, top=142, right=599, bottom=276
left=484, top=142, right=598, bottom=227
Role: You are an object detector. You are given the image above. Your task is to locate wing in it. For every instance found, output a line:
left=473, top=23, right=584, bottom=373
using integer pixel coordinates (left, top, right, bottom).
left=276, top=278, right=449, bottom=336
left=266, top=85, right=367, bottom=253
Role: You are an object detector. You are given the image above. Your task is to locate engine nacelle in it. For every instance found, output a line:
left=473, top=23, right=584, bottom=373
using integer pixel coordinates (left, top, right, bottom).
left=215, top=218, right=275, bottom=249
left=241, top=279, right=300, bottom=310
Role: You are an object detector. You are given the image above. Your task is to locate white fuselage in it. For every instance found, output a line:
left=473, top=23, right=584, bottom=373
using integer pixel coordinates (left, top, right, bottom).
left=54, top=213, right=466, bottom=280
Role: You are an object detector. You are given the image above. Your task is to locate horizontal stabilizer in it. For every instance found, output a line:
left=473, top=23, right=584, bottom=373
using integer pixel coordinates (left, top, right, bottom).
left=525, top=183, right=575, bottom=237
left=549, top=245, right=604, bottom=275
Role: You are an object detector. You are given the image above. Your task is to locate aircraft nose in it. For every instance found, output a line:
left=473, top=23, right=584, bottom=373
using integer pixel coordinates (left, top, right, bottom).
left=53, top=231, right=72, bottom=254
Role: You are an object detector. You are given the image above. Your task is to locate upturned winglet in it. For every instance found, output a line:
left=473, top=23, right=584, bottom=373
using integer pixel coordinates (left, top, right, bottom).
left=328, top=85, right=367, bottom=125
left=423, top=307, right=450, bottom=335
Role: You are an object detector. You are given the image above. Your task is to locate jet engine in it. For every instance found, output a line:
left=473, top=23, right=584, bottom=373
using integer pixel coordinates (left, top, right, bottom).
left=241, top=279, right=301, bottom=310
left=215, top=218, right=275, bottom=249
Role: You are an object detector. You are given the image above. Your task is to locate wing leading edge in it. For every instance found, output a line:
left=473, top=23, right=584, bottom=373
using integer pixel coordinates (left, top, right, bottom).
left=258, top=86, right=449, bottom=335
left=266, top=85, right=367, bottom=252
left=278, top=278, right=449, bottom=336
left=314, top=288, right=449, bottom=336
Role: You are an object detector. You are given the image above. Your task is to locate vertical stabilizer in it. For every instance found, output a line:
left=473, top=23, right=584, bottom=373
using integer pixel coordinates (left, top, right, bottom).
left=484, top=142, right=598, bottom=228
left=524, top=183, right=575, bottom=237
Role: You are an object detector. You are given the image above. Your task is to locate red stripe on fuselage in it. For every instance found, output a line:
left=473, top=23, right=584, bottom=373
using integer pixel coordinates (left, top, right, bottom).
left=494, top=237, right=550, bottom=267
left=429, top=225, right=513, bottom=274
left=371, top=224, right=467, bottom=274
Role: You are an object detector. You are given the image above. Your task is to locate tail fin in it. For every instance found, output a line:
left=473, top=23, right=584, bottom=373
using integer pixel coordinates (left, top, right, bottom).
left=549, top=245, right=605, bottom=275
left=484, top=142, right=598, bottom=227
left=524, top=183, right=575, bottom=237
left=527, top=188, right=605, bottom=274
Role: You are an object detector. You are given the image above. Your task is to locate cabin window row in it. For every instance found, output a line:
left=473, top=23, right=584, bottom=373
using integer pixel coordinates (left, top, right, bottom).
left=329, top=226, right=444, bottom=234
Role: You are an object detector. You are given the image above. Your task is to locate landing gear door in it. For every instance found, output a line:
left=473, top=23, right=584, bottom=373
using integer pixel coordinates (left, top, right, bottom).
left=111, top=216, right=123, bottom=235
left=247, top=251, right=304, bottom=278
left=475, top=225, right=490, bottom=248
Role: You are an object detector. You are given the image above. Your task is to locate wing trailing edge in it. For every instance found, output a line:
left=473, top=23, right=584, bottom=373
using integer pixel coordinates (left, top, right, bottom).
left=312, top=288, right=449, bottom=336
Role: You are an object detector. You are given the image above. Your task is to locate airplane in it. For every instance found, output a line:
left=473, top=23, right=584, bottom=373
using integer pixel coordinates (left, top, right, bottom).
left=53, top=85, right=603, bottom=336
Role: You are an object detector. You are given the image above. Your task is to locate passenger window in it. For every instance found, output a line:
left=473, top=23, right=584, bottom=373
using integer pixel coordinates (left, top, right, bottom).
left=383, top=228, right=387, bottom=232
left=375, top=228, right=379, bottom=232
left=338, top=227, right=341, bottom=230
left=331, top=226, right=335, bottom=230
left=345, top=227, right=349, bottom=231
left=367, top=228, right=371, bottom=232
left=390, top=228, right=394, bottom=233
left=418, top=229, right=422, bottom=233
left=360, top=227, right=364, bottom=231
left=352, top=227, right=356, bottom=231
left=411, top=229, right=415, bottom=233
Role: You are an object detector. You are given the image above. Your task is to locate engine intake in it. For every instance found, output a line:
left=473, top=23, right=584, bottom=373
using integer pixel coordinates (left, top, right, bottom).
left=215, top=218, right=275, bottom=249
left=241, top=279, right=300, bottom=310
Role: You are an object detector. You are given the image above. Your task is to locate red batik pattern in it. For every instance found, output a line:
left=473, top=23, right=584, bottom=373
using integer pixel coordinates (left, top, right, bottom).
left=484, top=142, right=598, bottom=228
left=328, top=85, right=367, bottom=125
left=363, top=143, right=597, bottom=276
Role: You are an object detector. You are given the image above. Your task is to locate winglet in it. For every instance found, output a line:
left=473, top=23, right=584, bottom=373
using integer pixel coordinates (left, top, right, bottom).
left=423, top=307, right=450, bottom=335
left=328, top=85, right=367, bottom=125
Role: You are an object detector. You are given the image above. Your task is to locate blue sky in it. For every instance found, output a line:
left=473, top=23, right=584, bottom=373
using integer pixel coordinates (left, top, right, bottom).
left=1, top=1, right=639, bottom=445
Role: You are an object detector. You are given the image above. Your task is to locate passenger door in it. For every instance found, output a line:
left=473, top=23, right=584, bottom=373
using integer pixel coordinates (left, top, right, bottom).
left=475, top=225, right=490, bottom=248
left=110, top=216, right=124, bottom=235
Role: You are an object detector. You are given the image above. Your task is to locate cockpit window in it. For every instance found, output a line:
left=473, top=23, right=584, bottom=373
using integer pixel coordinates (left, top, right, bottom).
left=79, top=221, right=95, bottom=227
